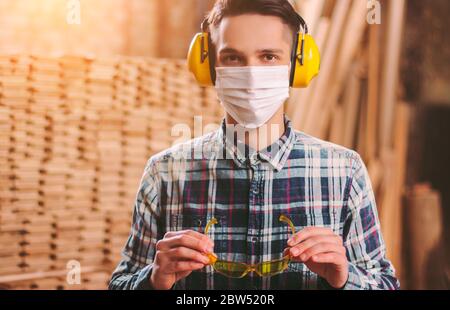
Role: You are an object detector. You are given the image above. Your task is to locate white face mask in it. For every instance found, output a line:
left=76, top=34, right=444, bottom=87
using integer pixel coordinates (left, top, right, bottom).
left=215, top=66, right=290, bottom=129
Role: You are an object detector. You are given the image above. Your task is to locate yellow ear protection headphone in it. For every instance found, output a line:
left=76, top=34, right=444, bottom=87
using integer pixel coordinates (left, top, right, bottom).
left=187, top=13, right=320, bottom=88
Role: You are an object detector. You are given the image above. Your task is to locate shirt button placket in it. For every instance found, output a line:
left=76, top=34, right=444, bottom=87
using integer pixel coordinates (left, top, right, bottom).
left=249, top=162, right=264, bottom=272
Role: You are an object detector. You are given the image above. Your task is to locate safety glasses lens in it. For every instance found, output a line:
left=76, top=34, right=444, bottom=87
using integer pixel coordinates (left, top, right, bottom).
left=256, top=256, right=290, bottom=276
left=213, top=260, right=249, bottom=278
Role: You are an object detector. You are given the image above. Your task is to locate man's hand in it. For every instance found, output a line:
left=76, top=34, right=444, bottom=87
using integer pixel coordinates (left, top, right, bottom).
left=150, top=230, right=214, bottom=290
left=286, top=227, right=348, bottom=289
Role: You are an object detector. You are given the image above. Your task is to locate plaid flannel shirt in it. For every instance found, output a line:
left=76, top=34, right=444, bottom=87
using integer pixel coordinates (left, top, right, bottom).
left=109, top=116, right=400, bottom=290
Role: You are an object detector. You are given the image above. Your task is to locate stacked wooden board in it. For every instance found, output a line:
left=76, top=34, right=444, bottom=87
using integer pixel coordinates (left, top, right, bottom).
left=0, top=55, right=223, bottom=289
left=288, top=0, right=408, bottom=279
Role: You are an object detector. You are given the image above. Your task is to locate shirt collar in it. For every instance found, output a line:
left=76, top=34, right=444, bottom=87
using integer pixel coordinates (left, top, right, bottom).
left=217, top=115, right=295, bottom=172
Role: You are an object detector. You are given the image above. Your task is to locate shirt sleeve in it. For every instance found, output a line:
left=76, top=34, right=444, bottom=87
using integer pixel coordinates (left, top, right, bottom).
left=341, top=154, right=400, bottom=290
left=108, top=158, right=161, bottom=290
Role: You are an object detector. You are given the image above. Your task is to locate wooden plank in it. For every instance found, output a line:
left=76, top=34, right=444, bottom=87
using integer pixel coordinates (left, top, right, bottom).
left=366, top=24, right=381, bottom=162
left=389, top=101, right=410, bottom=279
left=367, top=158, right=382, bottom=193
left=379, top=148, right=395, bottom=249
left=311, top=0, right=368, bottom=138
left=379, top=102, right=410, bottom=280
left=329, top=104, right=344, bottom=145
left=356, top=82, right=368, bottom=157
left=298, top=0, right=350, bottom=134
left=342, top=63, right=363, bottom=149
left=379, top=0, right=406, bottom=149
left=296, top=0, right=326, bottom=34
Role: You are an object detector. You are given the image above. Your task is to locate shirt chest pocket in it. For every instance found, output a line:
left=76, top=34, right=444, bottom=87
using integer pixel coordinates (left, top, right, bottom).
left=285, top=209, right=340, bottom=234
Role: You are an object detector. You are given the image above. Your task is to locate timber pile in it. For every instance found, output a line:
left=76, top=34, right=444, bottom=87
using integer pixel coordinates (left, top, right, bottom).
left=287, top=0, right=408, bottom=278
left=0, top=55, right=223, bottom=289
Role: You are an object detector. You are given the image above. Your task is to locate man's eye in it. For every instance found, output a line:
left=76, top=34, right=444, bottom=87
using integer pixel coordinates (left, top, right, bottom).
left=223, top=55, right=241, bottom=63
left=262, top=54, right=279, bottom=62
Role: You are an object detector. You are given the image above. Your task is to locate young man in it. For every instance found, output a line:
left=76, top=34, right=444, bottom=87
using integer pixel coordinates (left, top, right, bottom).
left=109, top=0, right=400, bottom=290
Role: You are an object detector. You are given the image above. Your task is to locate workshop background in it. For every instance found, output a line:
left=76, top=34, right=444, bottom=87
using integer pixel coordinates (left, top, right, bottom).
left=0, top=0, right=448, bottom=290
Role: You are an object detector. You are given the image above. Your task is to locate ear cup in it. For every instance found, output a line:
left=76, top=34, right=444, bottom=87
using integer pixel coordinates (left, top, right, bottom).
left=187, top=32, right=215, bottom=87
left=290, top=33, right=321, bottom=88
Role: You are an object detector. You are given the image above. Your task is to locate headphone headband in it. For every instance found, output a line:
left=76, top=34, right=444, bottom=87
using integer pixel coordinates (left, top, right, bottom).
left=296, top=13, right=308, bottom=34
left=201, top=19, right=209, bottom=32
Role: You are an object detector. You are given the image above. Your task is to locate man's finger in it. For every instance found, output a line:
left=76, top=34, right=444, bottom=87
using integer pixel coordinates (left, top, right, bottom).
left=287, top=227, right=335, bottom=246
left=309, top=253, right=347, bottom=265
left=157, top=233, right=214, bottom=253
left=166, top=246, right=211, bottom=265
left=164, top=230, right=213, bottom=244
left=288, top=235, right=343, bottom=256
left=290, top=242, right=345, bottom=262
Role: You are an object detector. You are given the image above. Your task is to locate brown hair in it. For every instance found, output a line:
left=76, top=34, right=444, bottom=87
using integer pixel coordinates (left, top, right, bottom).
left=205, top=0, right=302, bottom=38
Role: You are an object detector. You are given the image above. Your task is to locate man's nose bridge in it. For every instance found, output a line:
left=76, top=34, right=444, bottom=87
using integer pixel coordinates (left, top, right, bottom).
left=246, top=56, right=261, bottom=67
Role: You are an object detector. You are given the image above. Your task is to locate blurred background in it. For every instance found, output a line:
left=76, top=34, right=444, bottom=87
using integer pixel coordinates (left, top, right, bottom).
left=0, top=0, right=448, bottom=290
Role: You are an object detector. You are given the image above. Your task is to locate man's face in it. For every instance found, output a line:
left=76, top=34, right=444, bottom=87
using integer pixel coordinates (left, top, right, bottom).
left=212, top=14, right=293, bottom=67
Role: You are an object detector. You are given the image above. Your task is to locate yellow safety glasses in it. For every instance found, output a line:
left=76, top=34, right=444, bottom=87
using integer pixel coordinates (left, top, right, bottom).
left=204, top=215, right=295, bottom=278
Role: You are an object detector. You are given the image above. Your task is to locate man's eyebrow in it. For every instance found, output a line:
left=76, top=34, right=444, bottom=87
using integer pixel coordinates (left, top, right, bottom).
left=218, top=47, right=243, bottom=54
left=256, top=48, right=284, bottom=54
left=218, top=48, right=284, bottom=54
